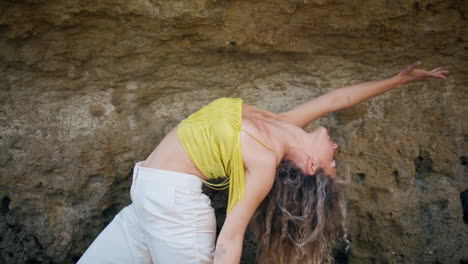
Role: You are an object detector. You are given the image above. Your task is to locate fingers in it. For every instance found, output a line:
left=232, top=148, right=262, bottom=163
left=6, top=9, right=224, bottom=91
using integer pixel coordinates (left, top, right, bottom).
left=433, top=69, right=449, bottom=74
left=430, top=67, right=449, bottom=74
left=418, top=65, right=449, bottom=79
left=431, top=73, right=446, bottom=79
left=428, top=70, right=449, bottom=79
left=439, top=69, right=449, bottom=79
left=430, top=68, right=449, bottom=79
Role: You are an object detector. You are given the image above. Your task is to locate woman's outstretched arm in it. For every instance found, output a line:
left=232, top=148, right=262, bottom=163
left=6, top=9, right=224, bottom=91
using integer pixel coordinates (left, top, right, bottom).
left=279, top=61, right=449, bottom=128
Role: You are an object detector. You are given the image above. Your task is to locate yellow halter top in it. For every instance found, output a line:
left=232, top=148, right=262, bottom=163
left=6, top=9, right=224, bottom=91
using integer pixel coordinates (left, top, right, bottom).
left=177, top=98, right=277, bottom=213
left=177, top=98, right=244, bottom=213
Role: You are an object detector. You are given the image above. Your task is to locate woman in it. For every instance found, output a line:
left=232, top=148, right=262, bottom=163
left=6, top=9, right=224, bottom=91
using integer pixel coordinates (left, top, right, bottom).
left=78, top=62, right=448, bottom=264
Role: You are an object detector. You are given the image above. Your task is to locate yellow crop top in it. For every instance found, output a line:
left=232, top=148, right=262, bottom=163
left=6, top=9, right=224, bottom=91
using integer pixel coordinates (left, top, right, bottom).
left=177, top=98, right=245, bottom=213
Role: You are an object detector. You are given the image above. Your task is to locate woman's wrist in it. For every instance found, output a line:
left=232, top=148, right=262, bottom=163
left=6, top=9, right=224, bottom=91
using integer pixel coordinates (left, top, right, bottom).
left=391, top=73, right=406, bottom=88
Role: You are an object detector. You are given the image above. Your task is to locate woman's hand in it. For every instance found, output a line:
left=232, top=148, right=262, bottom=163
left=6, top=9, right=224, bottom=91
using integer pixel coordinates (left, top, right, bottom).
left=396, top=61, right=449, bottom=85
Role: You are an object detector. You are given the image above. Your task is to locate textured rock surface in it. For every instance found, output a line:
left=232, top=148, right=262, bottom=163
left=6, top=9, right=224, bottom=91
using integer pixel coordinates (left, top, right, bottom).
left=1, top=0, right=467, bottom=263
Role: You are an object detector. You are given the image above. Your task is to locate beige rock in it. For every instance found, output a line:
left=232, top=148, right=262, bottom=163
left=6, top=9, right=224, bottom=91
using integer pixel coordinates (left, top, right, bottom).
left=0, top=0, right=466, bottom=263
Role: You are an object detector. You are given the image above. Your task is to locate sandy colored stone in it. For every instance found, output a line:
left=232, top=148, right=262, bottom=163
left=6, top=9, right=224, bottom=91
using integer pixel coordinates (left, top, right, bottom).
left=0, top=0, right=467, bottom=263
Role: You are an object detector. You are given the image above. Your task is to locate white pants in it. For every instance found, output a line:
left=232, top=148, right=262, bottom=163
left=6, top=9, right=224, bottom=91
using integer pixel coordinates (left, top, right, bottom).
left=78, top=161, right=216, bottom=264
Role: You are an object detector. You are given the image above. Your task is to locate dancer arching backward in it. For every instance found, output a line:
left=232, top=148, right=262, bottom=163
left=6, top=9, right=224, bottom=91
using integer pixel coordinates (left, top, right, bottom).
left=78, top=62, right=448, bottom=264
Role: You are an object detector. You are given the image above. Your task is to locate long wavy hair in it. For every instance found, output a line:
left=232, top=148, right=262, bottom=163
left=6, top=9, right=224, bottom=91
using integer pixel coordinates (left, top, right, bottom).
left=251, top=160, right=349, bottom=264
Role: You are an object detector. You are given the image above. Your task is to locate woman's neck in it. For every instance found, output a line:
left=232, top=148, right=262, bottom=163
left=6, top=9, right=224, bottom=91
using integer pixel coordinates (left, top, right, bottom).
left=267, top=121, right=308, bottom=166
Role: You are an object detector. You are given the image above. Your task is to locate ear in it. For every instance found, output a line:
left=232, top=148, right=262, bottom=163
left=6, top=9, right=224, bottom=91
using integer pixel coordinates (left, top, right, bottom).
left=306, top=156, right=317, bottom=176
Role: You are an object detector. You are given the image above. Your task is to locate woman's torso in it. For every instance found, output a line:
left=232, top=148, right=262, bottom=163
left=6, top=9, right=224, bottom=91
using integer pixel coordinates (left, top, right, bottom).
left=141, top=102, right=297, bottom=181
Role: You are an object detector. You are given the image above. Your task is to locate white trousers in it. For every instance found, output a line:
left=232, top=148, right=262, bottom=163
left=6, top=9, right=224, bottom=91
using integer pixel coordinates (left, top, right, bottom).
left=78, top=161, right=216, bottom=264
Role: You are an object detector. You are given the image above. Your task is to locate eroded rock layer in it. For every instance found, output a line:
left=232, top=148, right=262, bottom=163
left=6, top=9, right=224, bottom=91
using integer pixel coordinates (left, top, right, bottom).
left=1, top=0, right=467, bottom=263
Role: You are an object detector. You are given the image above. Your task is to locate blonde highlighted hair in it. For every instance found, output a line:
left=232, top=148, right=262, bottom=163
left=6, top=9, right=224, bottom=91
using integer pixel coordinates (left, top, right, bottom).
left=251, top=160, right=349, bottom=264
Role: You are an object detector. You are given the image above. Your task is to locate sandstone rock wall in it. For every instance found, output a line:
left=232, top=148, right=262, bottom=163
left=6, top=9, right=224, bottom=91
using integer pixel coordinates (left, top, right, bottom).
left=1, top=0, right=467, bottom=263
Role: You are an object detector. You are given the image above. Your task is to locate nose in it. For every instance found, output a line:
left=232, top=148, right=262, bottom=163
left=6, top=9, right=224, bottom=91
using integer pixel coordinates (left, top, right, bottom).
left=332, top=143, right=338, bottom=149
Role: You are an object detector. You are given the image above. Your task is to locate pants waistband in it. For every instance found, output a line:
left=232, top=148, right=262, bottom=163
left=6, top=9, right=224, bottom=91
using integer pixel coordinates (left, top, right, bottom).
left=132, top=161, right=203, bottom=189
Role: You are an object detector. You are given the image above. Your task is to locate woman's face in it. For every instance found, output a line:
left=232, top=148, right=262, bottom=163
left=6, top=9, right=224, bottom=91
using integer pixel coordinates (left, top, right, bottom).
left=308, top=126, right=338, bottom=176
